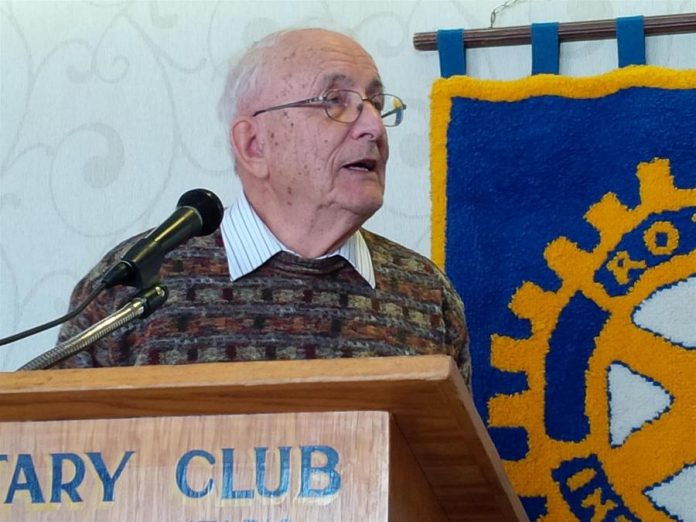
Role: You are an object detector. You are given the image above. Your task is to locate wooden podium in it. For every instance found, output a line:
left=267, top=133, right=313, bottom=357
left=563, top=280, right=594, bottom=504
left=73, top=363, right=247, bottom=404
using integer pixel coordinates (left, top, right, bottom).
left=0, top=355, right=528, bottom=521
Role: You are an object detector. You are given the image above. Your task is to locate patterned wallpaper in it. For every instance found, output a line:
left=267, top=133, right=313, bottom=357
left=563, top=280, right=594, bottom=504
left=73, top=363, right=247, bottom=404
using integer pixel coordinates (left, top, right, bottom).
left=1, top=0, right=694, bottom=370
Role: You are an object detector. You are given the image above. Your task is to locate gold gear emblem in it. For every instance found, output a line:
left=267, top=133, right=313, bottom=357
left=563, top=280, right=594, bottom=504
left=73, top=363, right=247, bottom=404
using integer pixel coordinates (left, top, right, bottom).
left=489, top=158, right=696, bottom=521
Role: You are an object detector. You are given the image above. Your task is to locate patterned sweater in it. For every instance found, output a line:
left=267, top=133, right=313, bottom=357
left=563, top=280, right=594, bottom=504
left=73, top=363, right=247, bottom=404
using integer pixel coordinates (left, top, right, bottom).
left=55, top=229, right=470, bottom=386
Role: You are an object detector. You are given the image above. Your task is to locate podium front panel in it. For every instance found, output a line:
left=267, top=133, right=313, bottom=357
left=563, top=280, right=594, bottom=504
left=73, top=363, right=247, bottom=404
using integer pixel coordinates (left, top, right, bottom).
left=0, top=411, right=390, bottom=521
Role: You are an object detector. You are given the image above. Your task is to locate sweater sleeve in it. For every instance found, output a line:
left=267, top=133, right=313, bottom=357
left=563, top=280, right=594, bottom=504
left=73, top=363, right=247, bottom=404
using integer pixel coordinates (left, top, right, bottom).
left=439, top=270, right=471, bottom=390
left=52, top=235, right=145, bottom=369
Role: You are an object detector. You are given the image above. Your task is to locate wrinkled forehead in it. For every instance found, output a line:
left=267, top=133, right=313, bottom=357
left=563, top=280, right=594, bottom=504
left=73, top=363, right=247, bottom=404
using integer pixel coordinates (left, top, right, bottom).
left=261, top=30, right=382, bottom=101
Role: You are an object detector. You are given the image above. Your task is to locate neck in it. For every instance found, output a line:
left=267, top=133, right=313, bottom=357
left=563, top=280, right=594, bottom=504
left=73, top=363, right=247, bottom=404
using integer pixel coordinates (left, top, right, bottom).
left=247, top=194, right=365, bottom=258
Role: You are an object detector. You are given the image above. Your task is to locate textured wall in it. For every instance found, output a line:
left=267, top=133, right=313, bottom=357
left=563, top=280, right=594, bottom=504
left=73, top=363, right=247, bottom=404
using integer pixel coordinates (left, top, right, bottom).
left=1, top=0, right=694, bottom=370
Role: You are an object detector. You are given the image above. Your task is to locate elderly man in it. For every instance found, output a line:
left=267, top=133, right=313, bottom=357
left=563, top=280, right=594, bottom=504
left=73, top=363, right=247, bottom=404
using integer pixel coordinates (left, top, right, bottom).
left=56, top=28, right=470, bottom=385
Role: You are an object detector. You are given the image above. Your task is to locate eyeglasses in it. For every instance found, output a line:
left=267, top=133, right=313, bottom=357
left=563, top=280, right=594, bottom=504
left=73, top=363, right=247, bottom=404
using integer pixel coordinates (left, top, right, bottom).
left=252, top=89, right=407, bottom=127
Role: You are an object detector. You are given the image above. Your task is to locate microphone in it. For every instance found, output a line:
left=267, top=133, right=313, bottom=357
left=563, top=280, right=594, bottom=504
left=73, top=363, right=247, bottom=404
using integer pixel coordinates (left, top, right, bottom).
left=101, top=189, right=224, bottom=289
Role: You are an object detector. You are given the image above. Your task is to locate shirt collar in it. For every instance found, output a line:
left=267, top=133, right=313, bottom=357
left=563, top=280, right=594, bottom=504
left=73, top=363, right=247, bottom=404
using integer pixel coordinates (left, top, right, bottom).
left=220, top=193, right=375, bottom=288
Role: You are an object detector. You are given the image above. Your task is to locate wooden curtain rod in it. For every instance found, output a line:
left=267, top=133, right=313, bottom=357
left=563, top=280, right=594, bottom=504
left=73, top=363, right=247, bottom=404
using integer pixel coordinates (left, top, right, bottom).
left=413, top=12, right=696, bottom=50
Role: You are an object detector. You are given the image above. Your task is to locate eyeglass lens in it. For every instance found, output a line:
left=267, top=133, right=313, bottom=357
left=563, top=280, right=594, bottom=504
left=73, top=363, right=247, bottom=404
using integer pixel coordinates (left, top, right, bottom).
left=325, top=91, right=404, bottom=127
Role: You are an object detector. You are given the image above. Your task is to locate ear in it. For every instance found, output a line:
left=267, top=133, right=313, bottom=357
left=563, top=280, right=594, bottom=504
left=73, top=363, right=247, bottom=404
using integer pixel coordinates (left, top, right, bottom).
left=230, top=117, right=268, bottom=179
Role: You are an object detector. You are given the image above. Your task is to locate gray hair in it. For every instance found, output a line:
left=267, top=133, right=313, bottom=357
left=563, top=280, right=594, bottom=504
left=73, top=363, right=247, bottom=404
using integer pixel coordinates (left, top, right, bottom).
left=218, top=29, right=290, bottom=129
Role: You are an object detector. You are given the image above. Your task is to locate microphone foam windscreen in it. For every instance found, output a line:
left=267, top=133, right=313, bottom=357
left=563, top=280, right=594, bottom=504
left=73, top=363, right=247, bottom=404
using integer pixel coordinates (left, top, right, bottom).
left=177, top=189, right=224, bottom=236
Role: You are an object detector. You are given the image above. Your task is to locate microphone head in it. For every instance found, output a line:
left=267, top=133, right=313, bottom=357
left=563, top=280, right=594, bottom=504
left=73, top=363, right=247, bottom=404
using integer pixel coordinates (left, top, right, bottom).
left=177, top=188, right=224, bottom=236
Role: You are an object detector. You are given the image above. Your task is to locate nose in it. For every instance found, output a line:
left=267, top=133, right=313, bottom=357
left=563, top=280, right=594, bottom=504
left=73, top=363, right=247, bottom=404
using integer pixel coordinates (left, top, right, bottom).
left=349, top=100, right=385, bottom=142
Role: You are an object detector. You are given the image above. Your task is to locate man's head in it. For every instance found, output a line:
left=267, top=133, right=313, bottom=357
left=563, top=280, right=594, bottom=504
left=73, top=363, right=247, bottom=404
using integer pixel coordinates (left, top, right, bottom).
left=222, top=28, right=401, bottom=256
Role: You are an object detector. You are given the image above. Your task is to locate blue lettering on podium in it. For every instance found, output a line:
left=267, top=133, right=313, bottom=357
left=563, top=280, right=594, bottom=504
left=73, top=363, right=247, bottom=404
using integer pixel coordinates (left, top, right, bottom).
left=255, top=446, right=291, bottom=497
left=51, top=453, right=85, bottom=502
left=175, top=446, right=341, bottom=500
left=0, top=451, right=134, bottom=505
left=300, top=446, right=341, bottom=498
left=177, top=450, right=215, bottom=498
left=87, top=451, right=134, bottom=502
left=221, top=448, right=253, bottom=499
left=4, top=454, right=45, bottom=504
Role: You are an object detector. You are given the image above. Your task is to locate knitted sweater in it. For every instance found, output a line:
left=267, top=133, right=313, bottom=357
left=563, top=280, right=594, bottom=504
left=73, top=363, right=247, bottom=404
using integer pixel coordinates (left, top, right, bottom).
left=55, top=229, right=470, bottom=386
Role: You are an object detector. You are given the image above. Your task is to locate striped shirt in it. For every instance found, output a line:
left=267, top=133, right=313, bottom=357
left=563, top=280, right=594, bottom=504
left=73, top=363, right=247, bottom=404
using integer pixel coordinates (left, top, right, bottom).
left=220, top=193, right=376, bottom=288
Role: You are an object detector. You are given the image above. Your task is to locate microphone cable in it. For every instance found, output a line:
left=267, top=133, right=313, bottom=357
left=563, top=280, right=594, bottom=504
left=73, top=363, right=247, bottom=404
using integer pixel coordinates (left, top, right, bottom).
left=0, top=282, right=106, bottom=347
left=0, top=189, right=223, bottom=348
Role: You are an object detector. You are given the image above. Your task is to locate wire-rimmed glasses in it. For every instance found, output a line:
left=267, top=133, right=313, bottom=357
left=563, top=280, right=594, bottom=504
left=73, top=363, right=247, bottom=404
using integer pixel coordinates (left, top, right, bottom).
left=252, top=89, right=407, bottom=127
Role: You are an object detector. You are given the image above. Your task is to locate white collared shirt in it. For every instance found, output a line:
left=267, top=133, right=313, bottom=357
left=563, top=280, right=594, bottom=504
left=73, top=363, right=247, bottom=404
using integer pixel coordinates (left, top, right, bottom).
left=220, top=193, right=376, bottom=288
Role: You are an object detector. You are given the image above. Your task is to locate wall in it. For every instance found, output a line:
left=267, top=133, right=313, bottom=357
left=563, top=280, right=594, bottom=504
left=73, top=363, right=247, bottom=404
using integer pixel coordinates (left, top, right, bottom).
left=1, top=0, right=694, bottom=370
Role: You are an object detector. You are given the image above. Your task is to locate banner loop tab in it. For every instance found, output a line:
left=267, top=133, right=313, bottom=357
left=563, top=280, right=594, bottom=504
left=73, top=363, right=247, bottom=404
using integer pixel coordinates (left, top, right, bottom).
left=616, top=15, right=646, bottom=67
left=436, top=29, right=466, bottom=78
left=531, top=22, right=560, bottom=75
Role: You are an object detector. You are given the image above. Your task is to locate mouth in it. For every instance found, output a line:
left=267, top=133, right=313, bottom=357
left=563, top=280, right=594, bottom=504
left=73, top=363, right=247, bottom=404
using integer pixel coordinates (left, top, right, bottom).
left=342, top=158, right=378, bottom=173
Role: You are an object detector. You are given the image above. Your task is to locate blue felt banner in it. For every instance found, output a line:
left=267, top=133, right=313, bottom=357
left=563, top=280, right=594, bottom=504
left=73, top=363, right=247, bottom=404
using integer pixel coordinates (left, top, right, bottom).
left=430, top=66, right=696, bottom=521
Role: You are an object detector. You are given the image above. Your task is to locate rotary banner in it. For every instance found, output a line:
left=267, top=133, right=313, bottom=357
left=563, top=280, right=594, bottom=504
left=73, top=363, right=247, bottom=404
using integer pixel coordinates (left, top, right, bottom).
left=430, top=65, right=696, bottom=521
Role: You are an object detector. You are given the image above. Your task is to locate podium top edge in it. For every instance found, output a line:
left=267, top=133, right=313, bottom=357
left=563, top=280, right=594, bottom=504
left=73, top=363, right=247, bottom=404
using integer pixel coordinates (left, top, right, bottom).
left=1, top=354, right=456, bottom=394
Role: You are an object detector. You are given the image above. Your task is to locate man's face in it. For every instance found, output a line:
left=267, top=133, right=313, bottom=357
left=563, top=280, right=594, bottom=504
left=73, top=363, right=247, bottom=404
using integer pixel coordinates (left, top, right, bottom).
left=255, top=30, right=389, bottom=224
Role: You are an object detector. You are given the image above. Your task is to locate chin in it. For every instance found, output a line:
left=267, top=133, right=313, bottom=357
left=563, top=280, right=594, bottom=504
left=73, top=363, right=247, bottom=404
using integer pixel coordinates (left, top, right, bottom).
left=349, top=193, right=384, bottom=220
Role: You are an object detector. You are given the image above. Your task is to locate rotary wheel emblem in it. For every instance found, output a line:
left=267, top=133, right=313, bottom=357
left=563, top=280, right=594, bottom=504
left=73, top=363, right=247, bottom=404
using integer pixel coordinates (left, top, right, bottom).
left=489, top=158, right=696, bottom=521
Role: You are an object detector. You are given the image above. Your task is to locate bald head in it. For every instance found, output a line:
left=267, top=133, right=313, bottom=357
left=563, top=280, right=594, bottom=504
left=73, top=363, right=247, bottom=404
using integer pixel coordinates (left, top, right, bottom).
left=220, top=29, right=379, bottom=126
left=254, top=30, right=378, bottom=110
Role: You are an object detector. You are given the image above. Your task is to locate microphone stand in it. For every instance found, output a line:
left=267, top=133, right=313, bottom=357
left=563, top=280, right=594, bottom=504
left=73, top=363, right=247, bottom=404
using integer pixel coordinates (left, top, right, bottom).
left=19, top=285, right=168, bottom=371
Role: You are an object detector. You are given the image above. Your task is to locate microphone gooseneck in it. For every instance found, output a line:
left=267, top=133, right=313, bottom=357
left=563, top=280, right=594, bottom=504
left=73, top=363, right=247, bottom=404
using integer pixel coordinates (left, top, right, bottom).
left=19, top=285, right=169, bottom=370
